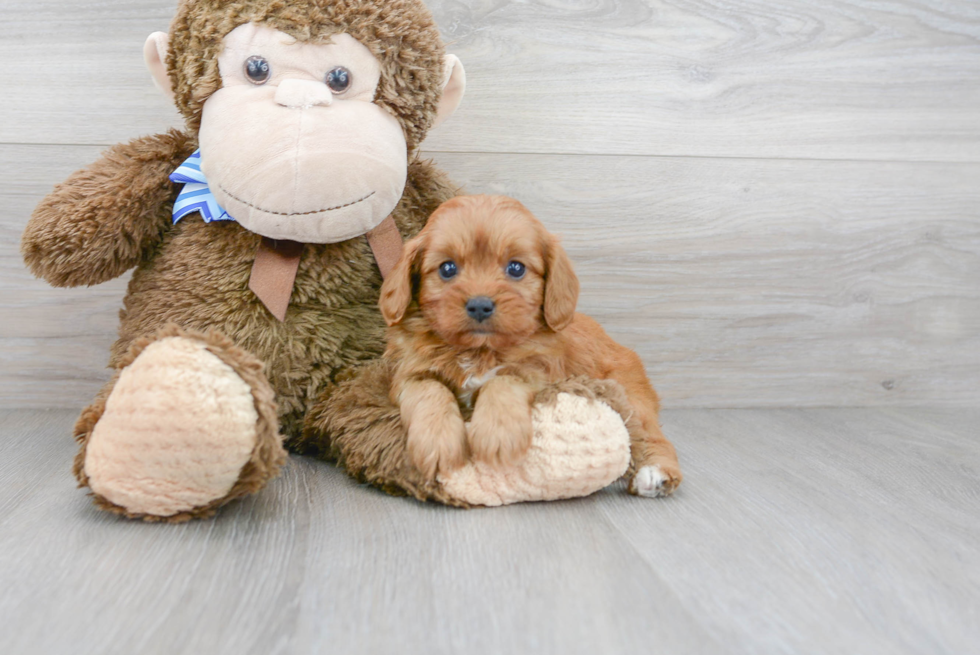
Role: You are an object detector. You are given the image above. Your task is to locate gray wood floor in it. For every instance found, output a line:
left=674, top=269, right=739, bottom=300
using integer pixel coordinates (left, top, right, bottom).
left=1, top=407, right=977, bottom=655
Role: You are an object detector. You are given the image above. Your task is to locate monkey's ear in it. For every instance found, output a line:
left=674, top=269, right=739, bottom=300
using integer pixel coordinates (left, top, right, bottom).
left=431, top=55, right=466, bottom=129
left=144, top=32, right=175, bottom=100
left=379, top=235, right=425, bottom=326
left=543, top=236, right=580, bottom=332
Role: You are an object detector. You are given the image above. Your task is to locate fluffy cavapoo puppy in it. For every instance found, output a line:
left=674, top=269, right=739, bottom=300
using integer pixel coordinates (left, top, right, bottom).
left=379, top=194, right=682, bottom=497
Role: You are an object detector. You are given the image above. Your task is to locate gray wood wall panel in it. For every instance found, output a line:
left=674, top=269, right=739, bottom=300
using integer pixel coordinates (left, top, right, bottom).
left=2, top=0, right=979, bottom=409
left=3, top=145, right=977, bottom=408
left=3, top=0, right=980, bottom=161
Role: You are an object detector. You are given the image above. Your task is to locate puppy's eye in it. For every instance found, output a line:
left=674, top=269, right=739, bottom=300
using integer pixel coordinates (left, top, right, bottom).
left=244, top=56, right=271, bottom=84
left=438, top=261, right=458, bottom=280
left=506, top=261, right=526, bottom=280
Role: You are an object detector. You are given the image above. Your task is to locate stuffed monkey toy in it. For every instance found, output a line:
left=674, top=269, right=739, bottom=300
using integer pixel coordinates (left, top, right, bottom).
left=22, top=0, right=640, bottom=521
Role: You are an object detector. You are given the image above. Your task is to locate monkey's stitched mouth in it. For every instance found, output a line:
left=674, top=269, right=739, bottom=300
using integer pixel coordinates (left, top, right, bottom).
left=218, top=185, right=375, bottom=217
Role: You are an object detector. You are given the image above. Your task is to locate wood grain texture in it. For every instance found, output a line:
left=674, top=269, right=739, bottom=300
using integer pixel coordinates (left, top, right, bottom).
left=4, top=144, right=978, bottom=408
left=2, top=0, right=979, bottom=161
left=1, top=407, right=976, bottom=655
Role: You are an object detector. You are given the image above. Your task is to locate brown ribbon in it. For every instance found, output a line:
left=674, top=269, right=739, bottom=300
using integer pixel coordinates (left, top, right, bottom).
left=364, top=214, right=404, bottom=280
left=248, top=237, right=304, bottom=322
left=248, top=215, right=403, bottom=322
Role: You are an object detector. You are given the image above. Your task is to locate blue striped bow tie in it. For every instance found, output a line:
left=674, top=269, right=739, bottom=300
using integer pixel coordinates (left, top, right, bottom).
left=169, top=150, right=236, bottom=224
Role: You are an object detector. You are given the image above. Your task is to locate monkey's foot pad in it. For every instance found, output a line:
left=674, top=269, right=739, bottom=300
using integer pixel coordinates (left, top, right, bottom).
left=82, top=334, right=267, bottom=518
left=438, top=385, right=632, bottom=506
left=305, top=363, right=635, bottom=507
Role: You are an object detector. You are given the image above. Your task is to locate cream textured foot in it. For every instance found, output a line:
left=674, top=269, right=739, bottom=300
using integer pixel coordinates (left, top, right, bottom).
left=437, top=392, right=631, bottom=506
left=84, top=336, right=260, bottom=517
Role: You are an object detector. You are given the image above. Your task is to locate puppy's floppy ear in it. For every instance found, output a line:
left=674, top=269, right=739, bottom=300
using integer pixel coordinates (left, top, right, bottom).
left=379, top=235, right=424, bottom=326
left=543, top=235, right=579, bottom=331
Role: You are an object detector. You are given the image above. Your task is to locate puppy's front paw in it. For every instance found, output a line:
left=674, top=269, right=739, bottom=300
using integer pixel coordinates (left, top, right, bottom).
left=467, top=398, right=533, bottom=467
left=628, top=463, right=682, bottom=497
left=407, top=412, right=468, bottom=480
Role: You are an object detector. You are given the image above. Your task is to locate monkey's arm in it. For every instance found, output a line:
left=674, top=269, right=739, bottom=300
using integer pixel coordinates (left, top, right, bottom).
left=22, top=129, right=197, bottom=287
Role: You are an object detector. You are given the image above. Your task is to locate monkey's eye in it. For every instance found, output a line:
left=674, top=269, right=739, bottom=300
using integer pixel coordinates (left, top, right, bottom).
left=438, top=261, right=458, bottom=281
left=244, top=56, right=271, bottom=84
left=326, top=67, right=352, bottom=93
left=506, top=261, right=527, bottom=280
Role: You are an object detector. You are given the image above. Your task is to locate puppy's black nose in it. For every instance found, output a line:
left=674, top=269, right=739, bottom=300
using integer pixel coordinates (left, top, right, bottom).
left=466, top=296, right=496, bottom=322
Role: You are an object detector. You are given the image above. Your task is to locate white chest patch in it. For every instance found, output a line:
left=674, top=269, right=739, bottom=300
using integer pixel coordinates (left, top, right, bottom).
left=459, top=365, right=504, bottom=405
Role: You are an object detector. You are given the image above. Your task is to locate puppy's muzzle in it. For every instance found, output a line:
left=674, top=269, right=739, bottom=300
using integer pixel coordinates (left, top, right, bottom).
left=465, top=296, right=495, bottom=322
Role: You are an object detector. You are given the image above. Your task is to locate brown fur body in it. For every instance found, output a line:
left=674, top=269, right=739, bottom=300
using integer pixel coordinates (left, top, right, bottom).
left=20, top=0, right=463, bottom=518
left=380, top=195, right=682, bottom=491
left=23, top=131, right=456, bottom=443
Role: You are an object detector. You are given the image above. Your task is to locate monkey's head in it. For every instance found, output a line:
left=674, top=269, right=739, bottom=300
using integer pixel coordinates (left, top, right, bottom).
left=145, top=0, right=465, bottom=243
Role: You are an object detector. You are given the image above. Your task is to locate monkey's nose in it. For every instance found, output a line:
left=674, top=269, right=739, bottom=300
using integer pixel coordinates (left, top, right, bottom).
left=275, top=79, right=334, bottom=109
left=465, top=297, right=496, bottom=323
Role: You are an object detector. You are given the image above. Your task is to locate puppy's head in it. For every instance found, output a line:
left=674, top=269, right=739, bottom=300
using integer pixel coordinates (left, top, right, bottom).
left=379, top=195, right=579, bottom=350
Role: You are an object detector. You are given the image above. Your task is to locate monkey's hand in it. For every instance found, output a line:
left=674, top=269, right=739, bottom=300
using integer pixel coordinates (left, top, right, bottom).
left=22, top=129, right=197, bottom=287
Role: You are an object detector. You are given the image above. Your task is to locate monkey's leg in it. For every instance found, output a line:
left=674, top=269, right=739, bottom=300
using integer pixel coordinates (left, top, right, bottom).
left=442, top=378, right=636, bottom=505
left=300, top=359, right=464, bottom=506
left=302, top=361, right=634, bottom=507
left=74, top=325, right=285, bottom=521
